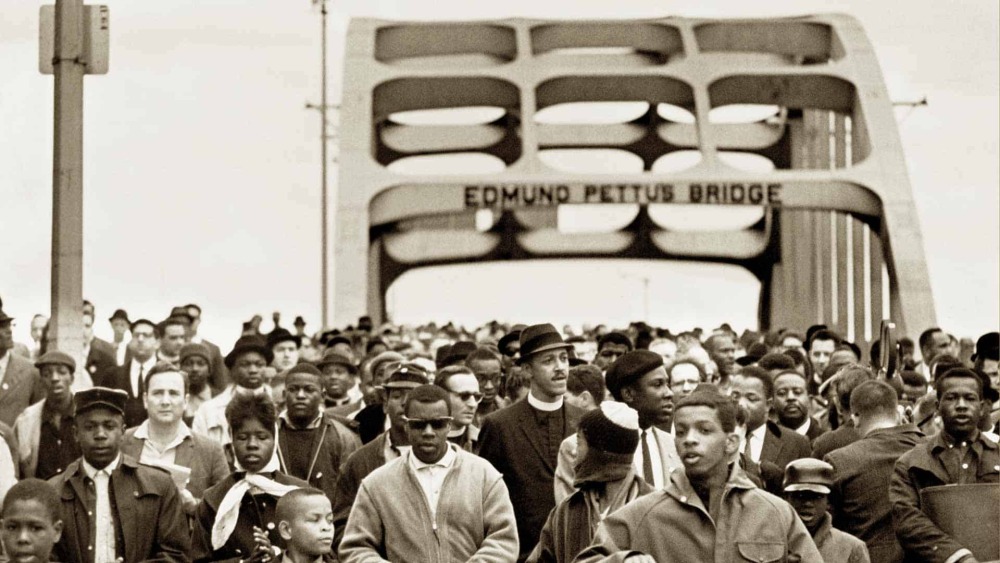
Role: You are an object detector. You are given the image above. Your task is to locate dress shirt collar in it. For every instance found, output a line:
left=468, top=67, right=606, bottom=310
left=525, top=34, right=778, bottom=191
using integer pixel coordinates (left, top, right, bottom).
left=932, top=428, right=996, bottom=453
left=528, top=392, right=564, bottom=412
left=133, top=419, right=192, bottom=444
left=132, top=355, right=157, bottom=374
left=278, top=410, right=323, bottom=429
left=82, top=453, right=122, bottom=479
left=749, top=423, right=767, bottom=441
left=384, top=431, right=411, bottom=460
left=408, top=442, right=458, bottom=471
left=794, top=418, right=811, bottom=436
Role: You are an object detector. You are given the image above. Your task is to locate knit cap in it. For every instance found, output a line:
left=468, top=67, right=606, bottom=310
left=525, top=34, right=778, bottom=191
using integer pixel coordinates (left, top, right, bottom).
left=579, top=401, right=640, bottom=456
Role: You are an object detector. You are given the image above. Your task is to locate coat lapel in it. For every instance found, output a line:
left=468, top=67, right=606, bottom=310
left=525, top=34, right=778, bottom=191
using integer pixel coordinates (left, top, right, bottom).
left=112, top=462, right=138, bottom=561
left=516, top=402, right=549, bottom=465
left=761, top=422, right=781, bottom=464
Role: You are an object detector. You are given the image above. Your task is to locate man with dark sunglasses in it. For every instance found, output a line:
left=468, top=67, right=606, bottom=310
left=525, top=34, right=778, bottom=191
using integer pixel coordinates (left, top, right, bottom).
left=434, top=365, right=483, bottom=453
left=340, top=385, right=518, bottom=562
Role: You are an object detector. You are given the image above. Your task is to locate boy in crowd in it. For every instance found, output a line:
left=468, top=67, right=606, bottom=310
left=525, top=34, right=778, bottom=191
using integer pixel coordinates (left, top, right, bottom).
left=275, top=488, right=336, bottom=563
left=0, top=479, right=63, bottom=563
left=783, top=459, right=870, bottom=563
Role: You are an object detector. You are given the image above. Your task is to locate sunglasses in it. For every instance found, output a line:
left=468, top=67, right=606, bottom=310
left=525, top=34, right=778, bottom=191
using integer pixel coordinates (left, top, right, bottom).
left=452, top=391, right=484, bottom=403
left=402, top=416, right=453, bottom=431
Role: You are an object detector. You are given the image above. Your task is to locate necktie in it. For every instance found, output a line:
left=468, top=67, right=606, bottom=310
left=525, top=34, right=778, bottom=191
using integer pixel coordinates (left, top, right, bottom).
left=641, top=429, right=655, bottom=485
left=94, top=470, right=116, bottom=563
left=743, top=433, right=754, bottom=462
left=135, top=364, right=145, bottom=397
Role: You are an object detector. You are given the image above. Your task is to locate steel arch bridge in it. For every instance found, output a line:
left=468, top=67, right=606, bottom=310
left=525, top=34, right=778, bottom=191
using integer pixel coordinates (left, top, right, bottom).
left=333, top=14, right=936, bottom=349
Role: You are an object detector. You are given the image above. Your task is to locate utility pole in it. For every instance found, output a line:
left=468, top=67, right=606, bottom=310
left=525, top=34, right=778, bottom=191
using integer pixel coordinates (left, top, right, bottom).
left=307, top=0, right=333, bottom=329
left=42, top=1, right=108, bottom=360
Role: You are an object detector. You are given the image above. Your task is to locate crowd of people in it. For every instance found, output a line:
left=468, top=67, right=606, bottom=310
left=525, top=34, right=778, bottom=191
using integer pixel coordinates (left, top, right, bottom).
left=0, top=294, right=997, bottom=563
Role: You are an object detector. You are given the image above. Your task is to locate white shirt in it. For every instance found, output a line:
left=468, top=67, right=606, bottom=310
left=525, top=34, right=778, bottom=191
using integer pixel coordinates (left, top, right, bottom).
left=794, top=418, right=812, bottom=437
left=82, top=454, right=121, bottom=563
left=129, top=356, right=157, bottom=396
left=0, top=351, right=10, bottom=386
left=134, top=420, right=192, bottom=466
left=634, top=428, right=666, bottom=489
left=407, top=445, right=457, bottom=528
left=382, top=431, right=411, bottom=462
left=527, top=392, right=564, bottom=412
left=114, top=340, right=129, bottom=366
left=747, top=424, right=767, bottom=463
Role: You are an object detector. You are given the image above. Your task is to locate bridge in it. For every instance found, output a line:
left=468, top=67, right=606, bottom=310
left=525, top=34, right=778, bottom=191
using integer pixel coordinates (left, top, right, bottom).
left=334, top=14, right=936, bottom=348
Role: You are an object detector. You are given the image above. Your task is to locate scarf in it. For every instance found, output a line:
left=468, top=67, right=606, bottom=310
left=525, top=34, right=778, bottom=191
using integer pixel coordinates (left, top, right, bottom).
left=212, top=429, right=300, bottom=549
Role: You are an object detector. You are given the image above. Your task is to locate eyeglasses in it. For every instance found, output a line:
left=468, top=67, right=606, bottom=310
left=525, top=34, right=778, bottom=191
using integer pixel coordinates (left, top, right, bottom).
left=452, top=391, right=484, bottom=403
left=402, top=416, right=453, bottom=431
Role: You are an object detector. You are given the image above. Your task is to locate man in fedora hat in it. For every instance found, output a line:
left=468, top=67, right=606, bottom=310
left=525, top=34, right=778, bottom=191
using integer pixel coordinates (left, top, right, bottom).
left=107, top=309, right=131, bottom=366
left=192, top=335, right=274, bottom=461
left=49, top=387, right=189, bottom=562
left=783, top=458, right=870, bottom=563
left=331, top=362, right=430, bottom=552
left=316, top=350, right=362, bottom=412
left=0, top=302, right=44, bottom=428
left=478, top=323, right=584, bottom=562
left=267, top=328, right=301, bottom=373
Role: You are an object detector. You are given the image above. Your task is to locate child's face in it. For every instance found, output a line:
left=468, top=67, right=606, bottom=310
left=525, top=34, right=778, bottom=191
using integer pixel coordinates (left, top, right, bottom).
left=1, top=499, right=63, bottom=563
left=284, top=496, right=334, bottom=556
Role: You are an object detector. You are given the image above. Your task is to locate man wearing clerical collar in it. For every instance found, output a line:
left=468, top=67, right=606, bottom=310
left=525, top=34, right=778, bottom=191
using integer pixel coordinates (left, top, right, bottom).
left=478, top=323, right=585, bottom=562
left=48, top=387, right=190, bottom=563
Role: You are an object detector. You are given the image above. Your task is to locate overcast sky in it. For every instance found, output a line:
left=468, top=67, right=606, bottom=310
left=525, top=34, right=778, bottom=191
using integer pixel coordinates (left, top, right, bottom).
left=1, top=0, right=996, bottom=348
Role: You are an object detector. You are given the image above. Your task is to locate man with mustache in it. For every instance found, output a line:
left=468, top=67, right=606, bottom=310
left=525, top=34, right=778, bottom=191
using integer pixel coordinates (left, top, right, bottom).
left=773, top=369, right=826, bottom=444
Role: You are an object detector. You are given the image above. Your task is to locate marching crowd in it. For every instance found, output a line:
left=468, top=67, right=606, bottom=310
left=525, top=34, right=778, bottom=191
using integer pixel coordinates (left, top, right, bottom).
left=0, top=296, right=997, bottom=563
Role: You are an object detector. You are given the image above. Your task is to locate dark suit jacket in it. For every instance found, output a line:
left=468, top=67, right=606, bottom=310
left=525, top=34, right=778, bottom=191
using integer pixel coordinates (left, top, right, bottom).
left=49, top=455, right=190, bottom=563
left=86, top=339, right=117, bottom=381
left=0, top=353, right=44, bottom=427
left=101, top=362, right=149, bottom=429
left=760, top=419, right=812, bottom=470
left=121, top=426, right=230, bottom=501
left=825, top=424, right=925, bottom=563
left=813, top=420, right=862, bottom=459
left=804, top=416, right=827, bottom=443
left=478, top=399, right=583, bottom=562
left=331, top=432, right=391, bottom=555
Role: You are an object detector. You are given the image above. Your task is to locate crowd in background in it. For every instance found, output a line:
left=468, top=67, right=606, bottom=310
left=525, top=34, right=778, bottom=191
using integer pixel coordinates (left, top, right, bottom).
left=0, top=293, right=997, bottom=562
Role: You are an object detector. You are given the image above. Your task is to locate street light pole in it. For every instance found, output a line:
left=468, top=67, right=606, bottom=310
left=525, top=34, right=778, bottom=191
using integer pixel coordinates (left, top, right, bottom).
left=319, top=0, right=329, bottom=329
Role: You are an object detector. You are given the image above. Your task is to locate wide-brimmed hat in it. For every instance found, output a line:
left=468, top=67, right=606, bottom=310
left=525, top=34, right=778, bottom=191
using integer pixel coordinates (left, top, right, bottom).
left=267, top=328, right=301, bottom=350
left=516, top=324, right=573, bottom=364
left=108, top=309, right=130, bottom=324
left=498, top=324, right=528, bottom=357
left=973, top=332, right=999, bottom=362
left=0, top=302, right=13, bottom=323
left=315, top=350, right=357, bottom=373
left=224, top=335, right=273, bottom=369
left=783, top=458, right=834, bottom=495
left=736, top=342, right=769, bottom=367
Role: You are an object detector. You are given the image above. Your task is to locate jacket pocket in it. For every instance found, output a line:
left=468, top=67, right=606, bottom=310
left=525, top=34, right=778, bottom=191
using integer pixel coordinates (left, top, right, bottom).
left=736, top=541, right=786, bottom=562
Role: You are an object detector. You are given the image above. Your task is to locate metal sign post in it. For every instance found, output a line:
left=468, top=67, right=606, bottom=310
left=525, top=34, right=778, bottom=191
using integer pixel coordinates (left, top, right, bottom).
left=40, top=1, right=108, bottom=359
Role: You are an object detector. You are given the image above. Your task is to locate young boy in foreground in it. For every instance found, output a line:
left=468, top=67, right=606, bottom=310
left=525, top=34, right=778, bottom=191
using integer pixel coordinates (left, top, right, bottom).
left=0, top=479, right=64, bottom=563
left=276, top=488, right=336, bottom=563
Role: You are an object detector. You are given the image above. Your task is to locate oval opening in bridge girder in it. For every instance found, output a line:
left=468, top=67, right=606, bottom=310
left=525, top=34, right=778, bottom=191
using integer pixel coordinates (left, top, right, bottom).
left=539, top=149, right=644, bottom=174
left=386, top=153, right=507, bottom=175
left=557, top=204, right=640, bottom=234
left=648, top=204, right=765, bottom=232
left=709, top=104, right=781, bottom=124
left=388, top=106, right=508, bottom=126
left=651, top=150, right=703, bottom=172
left=716, top=151, right=777, bottom=172
left=656, top=103, right=697, bottom=124
left=534, top=101, right=650, bottom=125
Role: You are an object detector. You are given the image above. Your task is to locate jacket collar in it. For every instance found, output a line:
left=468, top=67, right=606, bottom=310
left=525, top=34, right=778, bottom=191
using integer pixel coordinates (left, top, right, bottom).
left=812, top=512, right=834, bottom=547
left=664, top=462, right=756, bottom=513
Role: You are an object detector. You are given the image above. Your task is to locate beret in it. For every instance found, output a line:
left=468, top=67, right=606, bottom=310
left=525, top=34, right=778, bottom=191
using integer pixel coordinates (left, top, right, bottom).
left=606, top=350, right=664, bottom=396
left=180, top=342, right=211, bottom=363
left=287, top=363, right=322, bottom=378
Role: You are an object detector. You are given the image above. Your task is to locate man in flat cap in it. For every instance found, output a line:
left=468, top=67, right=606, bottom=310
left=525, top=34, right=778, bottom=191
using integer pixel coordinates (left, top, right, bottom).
left=192, top=335, right=274, bottom=462
left=784, top=458, right=870, bottom=563
left=49, top=387, right=189, bottom=562
left=13, top=352, right=82, bottom=479
left=478, top=323, right=584, bottom=562
left=555, top=350, right=682, bottom=503
left=331, top=362, right=430, bottom=552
